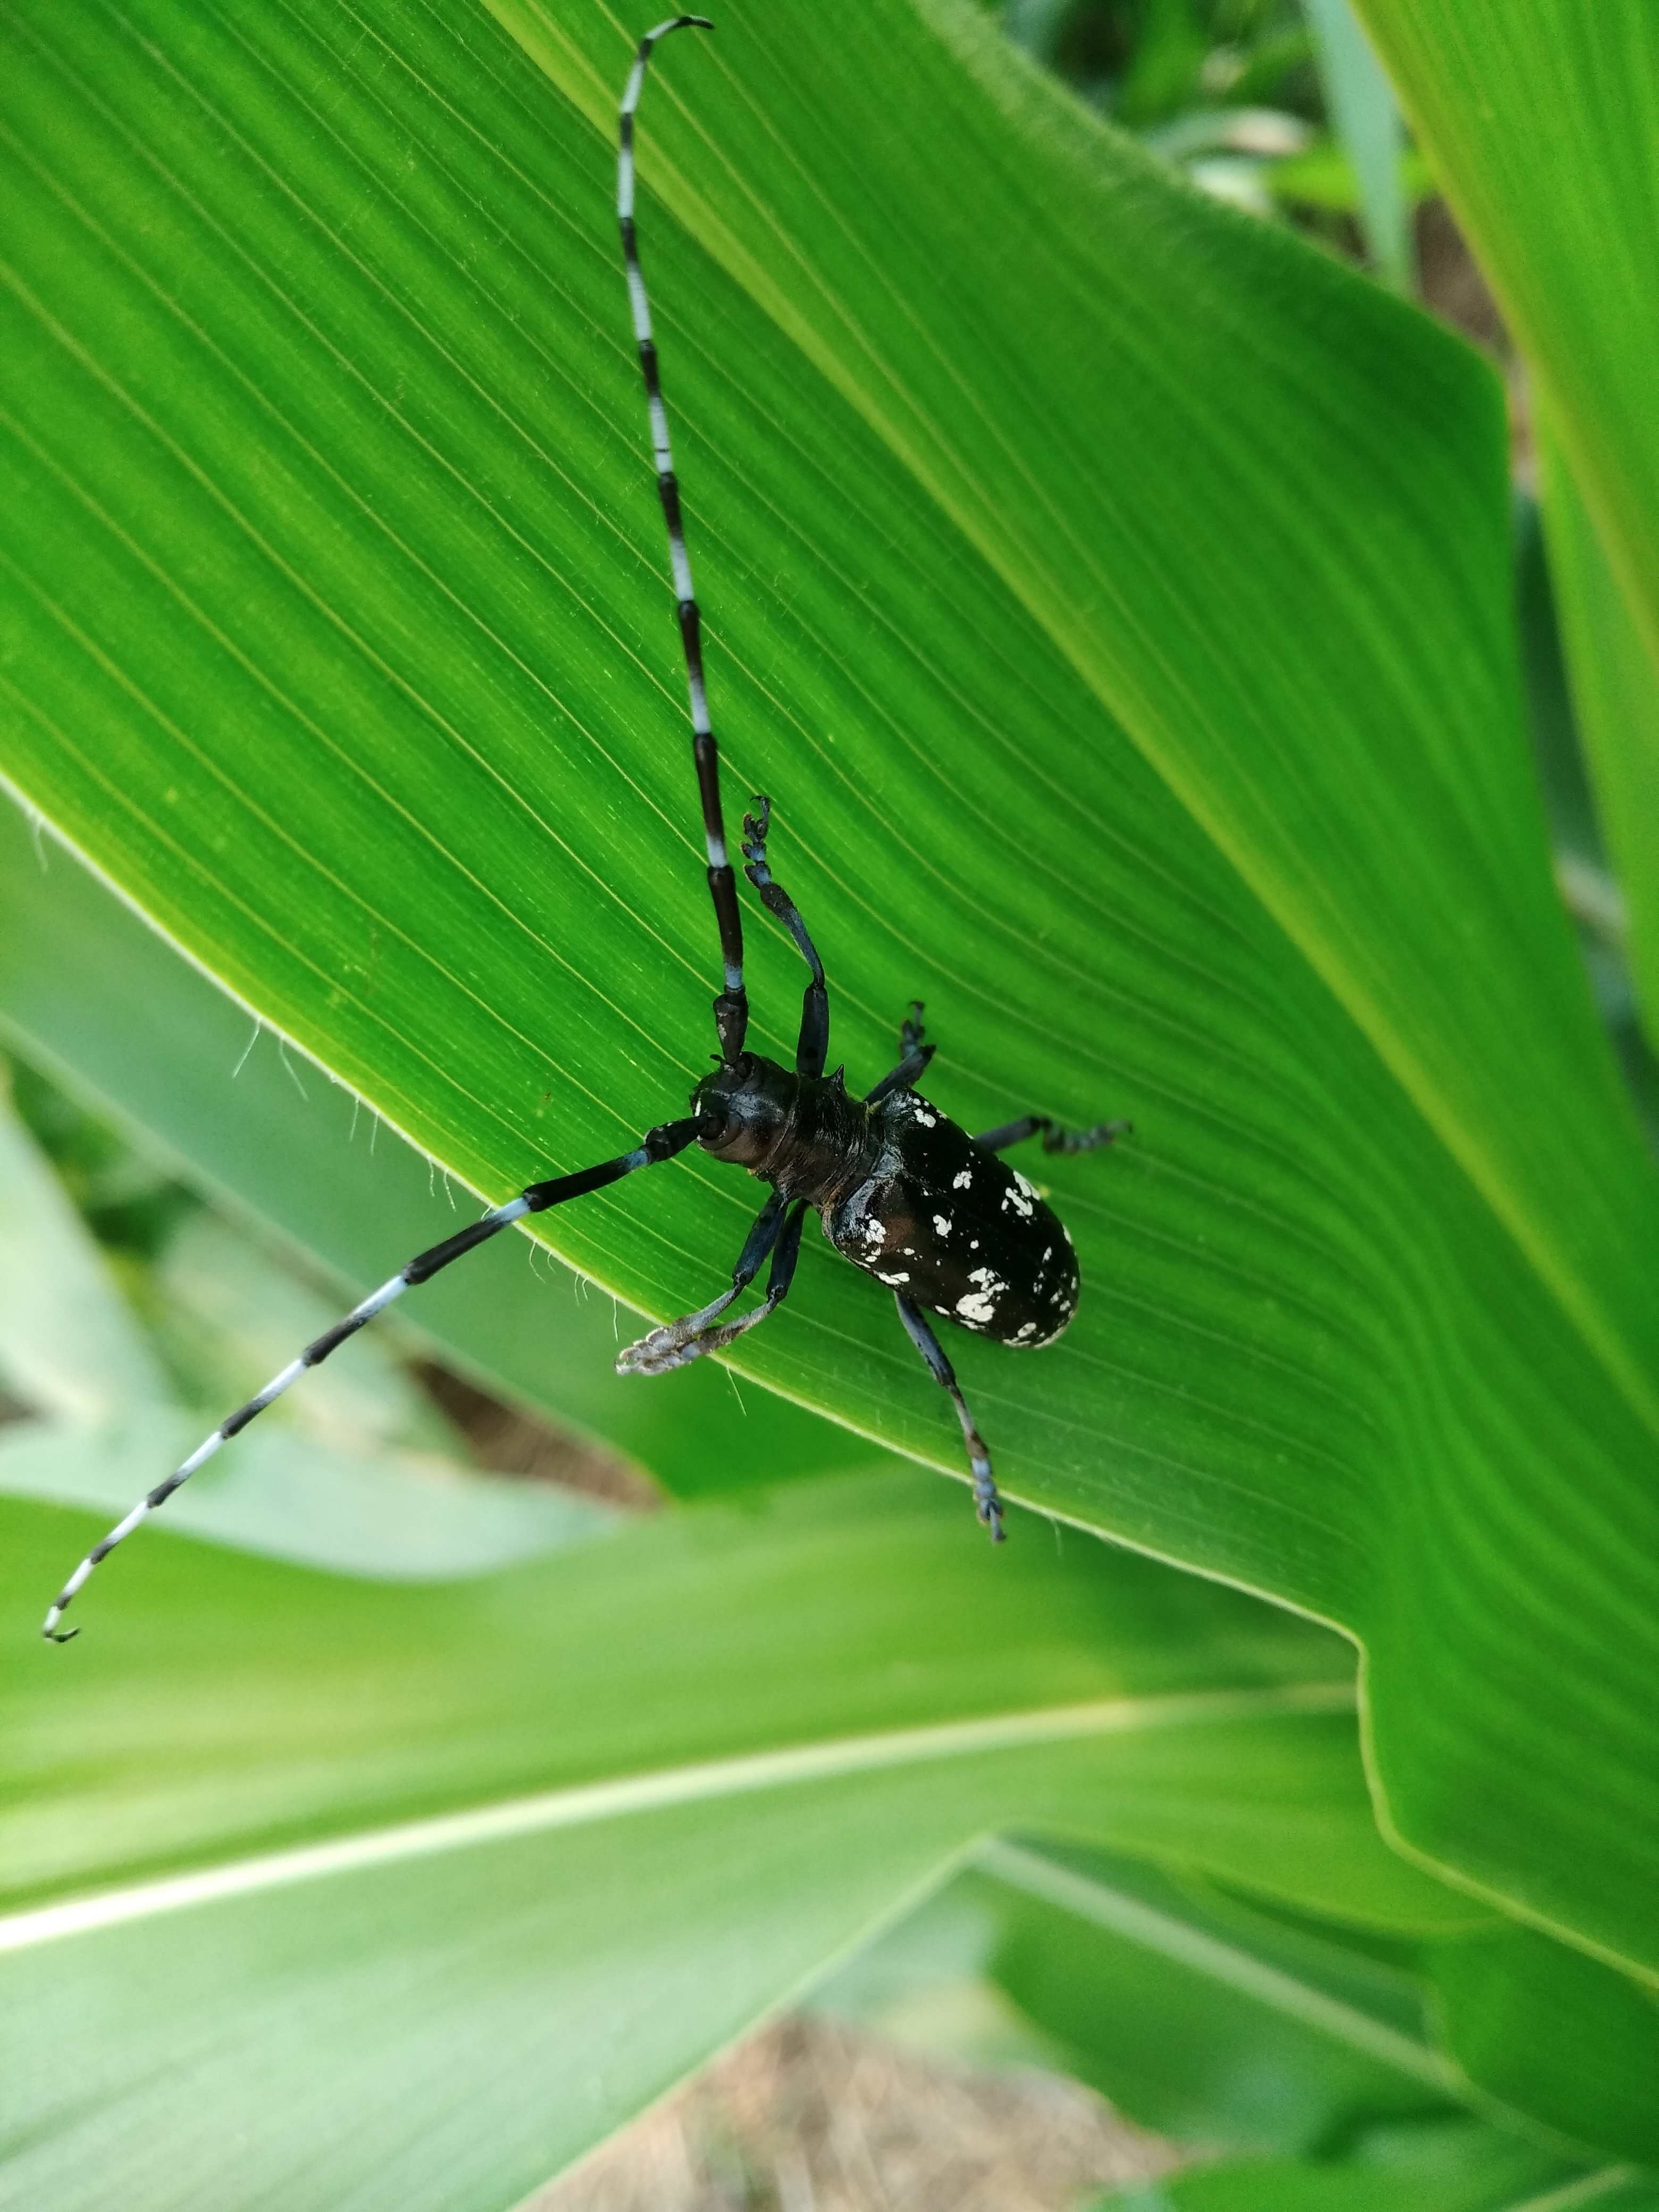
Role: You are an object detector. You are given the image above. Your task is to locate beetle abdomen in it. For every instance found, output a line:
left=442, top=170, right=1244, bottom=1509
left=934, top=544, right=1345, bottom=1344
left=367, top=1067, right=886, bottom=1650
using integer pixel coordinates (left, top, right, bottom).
left=823, top=1092, right=1079, bottom=1346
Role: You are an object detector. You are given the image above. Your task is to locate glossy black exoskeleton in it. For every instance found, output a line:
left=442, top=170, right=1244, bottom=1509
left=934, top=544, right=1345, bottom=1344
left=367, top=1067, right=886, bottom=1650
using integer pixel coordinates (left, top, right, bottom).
left=696, top=1055, right=1080, bottom=1347
left=611, top=974, right=1124, bottom=1544
left=39, top=14, right=1126, bottom=1640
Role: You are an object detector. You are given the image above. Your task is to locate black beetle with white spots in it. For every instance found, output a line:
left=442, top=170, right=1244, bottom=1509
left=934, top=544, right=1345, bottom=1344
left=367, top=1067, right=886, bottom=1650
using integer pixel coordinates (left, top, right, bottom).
left=40, top=14, right=1128, bottom=1644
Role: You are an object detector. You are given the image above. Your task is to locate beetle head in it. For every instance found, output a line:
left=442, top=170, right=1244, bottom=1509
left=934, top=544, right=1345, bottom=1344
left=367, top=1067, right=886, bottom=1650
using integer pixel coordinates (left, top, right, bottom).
left=692, top=1053, right=797, bottom=1170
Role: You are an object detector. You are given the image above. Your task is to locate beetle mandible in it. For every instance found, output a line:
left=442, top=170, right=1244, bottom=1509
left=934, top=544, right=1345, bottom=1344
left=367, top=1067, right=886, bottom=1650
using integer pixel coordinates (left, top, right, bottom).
left=39, top=13, right=1127, bottom=1644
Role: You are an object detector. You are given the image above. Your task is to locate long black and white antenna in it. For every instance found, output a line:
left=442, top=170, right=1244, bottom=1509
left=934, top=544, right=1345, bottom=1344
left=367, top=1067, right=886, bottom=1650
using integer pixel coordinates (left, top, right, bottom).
left=39, top=1122, right=705, bottom=1641
left=37, top=19, right=781, bottom=1644
left=617, top=14, right=750, bottom=1065
left=36, top=14, right=1128, bottom=1640
left=39, top=1262, right=425, bottom=1641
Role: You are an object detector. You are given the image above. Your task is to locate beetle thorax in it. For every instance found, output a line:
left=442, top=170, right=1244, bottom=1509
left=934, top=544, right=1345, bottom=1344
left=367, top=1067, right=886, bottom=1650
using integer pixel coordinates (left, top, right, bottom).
left=692, top=1054, right=878, bottom=1201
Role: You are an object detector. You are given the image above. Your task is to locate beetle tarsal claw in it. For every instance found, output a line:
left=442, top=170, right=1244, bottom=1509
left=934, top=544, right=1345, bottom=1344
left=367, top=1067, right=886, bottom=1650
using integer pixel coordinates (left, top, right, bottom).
left=616, top=1283, right=745, bottom=1375
left=615, top=1326, right=678, bottom=1373
left=616, top=1329, right=709, bottom=1377
left=742, top=793, right=772, bottom=847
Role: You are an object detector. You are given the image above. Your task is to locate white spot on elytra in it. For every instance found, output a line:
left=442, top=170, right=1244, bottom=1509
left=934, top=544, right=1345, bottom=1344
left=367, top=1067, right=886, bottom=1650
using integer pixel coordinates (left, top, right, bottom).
left=911, top=1107, right=937, bottom=1127
left=1015, top=1321, right=1037, bottom=1340
left=951, top=1168, right=972, bottom=1189
left=933, top=1214, right=951, bottom=1236
left=956, top=1291, right=995, bottom=1323
left=1001, top=1180, right=1034, bottom=1218
left=876, top=1268, right=911, bottom=1285
left=1013, top=1171, right=1039, bottom=1201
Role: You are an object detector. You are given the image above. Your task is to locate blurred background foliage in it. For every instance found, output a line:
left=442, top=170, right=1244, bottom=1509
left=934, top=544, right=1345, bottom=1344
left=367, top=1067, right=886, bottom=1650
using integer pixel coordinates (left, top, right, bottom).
left=1001, top=0, right=1659, bottom=1159
left=1001, top=0, right=1426, bottom=284
left=3, top=0, right=1658, bottom=2207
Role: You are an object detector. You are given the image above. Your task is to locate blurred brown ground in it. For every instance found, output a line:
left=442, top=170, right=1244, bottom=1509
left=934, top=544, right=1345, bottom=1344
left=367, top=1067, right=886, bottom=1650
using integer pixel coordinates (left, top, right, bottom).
left=529, top=2014, right=1176, bottom=2212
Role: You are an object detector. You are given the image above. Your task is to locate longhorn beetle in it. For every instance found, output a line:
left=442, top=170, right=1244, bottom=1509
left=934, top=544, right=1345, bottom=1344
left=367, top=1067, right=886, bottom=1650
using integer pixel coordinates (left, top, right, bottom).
left=40, top=14, right=1128, bottom=1644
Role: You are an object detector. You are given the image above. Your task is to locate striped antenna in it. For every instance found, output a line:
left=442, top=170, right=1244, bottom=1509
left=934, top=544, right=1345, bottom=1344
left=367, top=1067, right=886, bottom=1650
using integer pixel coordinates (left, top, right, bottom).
left=40, top=1106, right=704, bottom=1639
left=38, top=20, right=750, bottom=1643
left=38, top=1201, right=526, bottom=1641
left=617, top=15, right=750, bottom=1064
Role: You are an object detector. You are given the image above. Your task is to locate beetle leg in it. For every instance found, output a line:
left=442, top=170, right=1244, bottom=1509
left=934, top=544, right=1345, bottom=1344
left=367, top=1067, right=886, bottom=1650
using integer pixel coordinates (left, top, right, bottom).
left=975, top=1114, right=1132, bottom=1155
left=865, top=1001, right=935, bottom=1104
left=741, top=796, right=830, bottom=1080
left=615, top=1189, right=786, bottom=1372
left=618, top=1199, right=809, bottom=1376
left=892, top=1293, right=1006, bottom=1543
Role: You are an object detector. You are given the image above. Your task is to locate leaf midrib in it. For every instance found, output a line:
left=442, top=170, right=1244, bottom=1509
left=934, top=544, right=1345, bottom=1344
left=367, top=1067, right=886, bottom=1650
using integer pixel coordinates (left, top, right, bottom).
left=0, top=1681, right=1354, bottom=1951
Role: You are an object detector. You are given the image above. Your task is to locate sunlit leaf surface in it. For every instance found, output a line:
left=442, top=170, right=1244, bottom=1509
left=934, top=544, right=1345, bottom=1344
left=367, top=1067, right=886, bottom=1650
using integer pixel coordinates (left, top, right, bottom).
left=3, top=0, right=1658, bottom=1981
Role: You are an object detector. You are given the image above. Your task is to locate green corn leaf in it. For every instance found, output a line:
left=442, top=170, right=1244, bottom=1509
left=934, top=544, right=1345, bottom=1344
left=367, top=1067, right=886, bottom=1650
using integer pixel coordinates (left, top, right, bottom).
left=0, top=1082, right=614, bottom=1575
left=1350, top=0, right=1659, bottom=1064
left=969, top=1838, right=1470, bottom=2153
left=1303, top=0, right=1415, bottom=291
left=1427, top=1925, right=1659, bottom=2169
left=826, top=1837, right=1659, bottom=2183
left=0, top=798, right=856, bottom=1497
left=0, top=1069, right=172, bottom=1423
left=1534, top=434, right=1659, bottom=1060
left=13, top=1475, right=1641, bottom=2202
left=973, top=1838, right=1659, bottom=2166
left=3, top=1471, right=1431, bottom=2211
left=1349, top=1, right=1659, bottom=680
left=1104, top=2125, right=1614, bottom=2211
left=3, top=0, right=1658, bottom=1989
